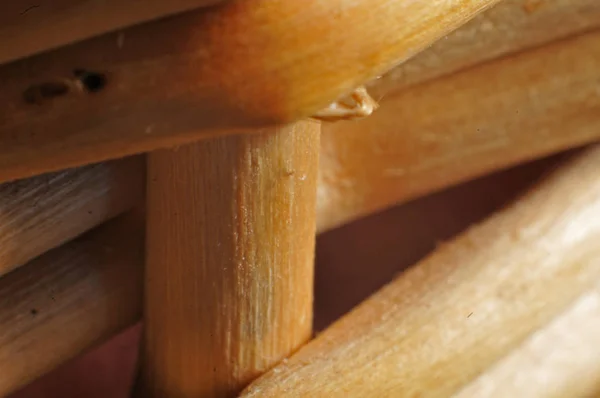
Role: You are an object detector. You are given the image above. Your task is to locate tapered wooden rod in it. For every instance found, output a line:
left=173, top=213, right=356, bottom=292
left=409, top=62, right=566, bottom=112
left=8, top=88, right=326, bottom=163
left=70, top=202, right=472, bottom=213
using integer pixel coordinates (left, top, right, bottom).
left=455, top=280, right=600, bottom=398
left=0, top=0, right=226, bottom=65
left=318, top=29, right=600, bottom=232
left=135, top=121, right=320, bottom=397
left=0, top=0, right=499, bottom=183
left=0, top=157, right=143, bottom=278
left=242, top=145, right=600, bottom=397
left=370, top=0, right=600, bottom=97
left=0, top=214, right=144, bottom=397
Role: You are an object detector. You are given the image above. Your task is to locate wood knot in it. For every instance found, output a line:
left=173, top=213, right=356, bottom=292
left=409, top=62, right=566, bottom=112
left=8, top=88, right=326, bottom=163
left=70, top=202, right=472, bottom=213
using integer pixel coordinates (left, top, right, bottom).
left=23, top=69, right=106, bottom=105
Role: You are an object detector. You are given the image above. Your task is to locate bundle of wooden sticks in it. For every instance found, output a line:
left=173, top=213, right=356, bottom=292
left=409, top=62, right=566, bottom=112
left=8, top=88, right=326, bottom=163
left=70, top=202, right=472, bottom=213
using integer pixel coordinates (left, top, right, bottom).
left=1, top=0, right=600, bottom=397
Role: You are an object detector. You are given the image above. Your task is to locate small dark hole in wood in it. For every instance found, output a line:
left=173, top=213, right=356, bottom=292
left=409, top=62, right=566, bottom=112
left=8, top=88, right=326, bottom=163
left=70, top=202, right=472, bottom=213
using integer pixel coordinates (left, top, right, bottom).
left=73, top=69, right=106, bottom=92
left=23, top=81, right=70, bottom=104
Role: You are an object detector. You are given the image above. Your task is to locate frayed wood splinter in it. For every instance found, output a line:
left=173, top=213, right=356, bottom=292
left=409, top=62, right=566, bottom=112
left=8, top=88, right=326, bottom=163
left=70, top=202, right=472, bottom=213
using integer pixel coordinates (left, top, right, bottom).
left=313, top=86, right=378, bottom=122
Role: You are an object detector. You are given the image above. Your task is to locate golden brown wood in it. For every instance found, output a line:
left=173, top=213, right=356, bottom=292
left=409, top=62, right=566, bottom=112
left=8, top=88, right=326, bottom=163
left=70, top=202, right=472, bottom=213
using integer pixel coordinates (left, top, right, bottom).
left=242, top=145, right=600, bottom=397
left=0, top=214, right=143, bottom=396
left=136, top=121, right=320, bottom=397
left=0, top=157, right=143, bottom=278
left=0, top=0, right=226, bottom=65
left=370, top=0, right=600, bottom=97
left=318, top=30, right=600, bottom=232
left=0, top=0, right=499, bottom=182
left=455, top=281, right=600, bottom=398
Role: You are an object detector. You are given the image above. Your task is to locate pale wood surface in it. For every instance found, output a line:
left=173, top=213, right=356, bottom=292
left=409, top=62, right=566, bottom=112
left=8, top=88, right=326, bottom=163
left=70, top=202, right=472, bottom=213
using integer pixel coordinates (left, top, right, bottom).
left=370, top=0, right=600, bottom=97
left=0, top=214, right=143, bottom=396
left=0, top=0, right=499, bottom=182
left=455, top=281, right=600, bottom=398
left=243, top=145, right=600, bottom=397
left=0, top=157, right=143, bottom=278
left=0, top=0, right=225, bottom=65
left=318, top=30, right=600, bottom=232
left=135, top=122, right=320, bottom=397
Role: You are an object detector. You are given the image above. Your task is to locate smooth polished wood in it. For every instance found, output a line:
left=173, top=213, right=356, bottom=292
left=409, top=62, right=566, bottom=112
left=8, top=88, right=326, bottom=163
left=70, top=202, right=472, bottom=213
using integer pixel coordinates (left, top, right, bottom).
left=0, top=0, right=226, bottom=65
left=0, top=0, right=499, bottom=182
left=318, top=30, right=600, bottom=232
left=0, top=214, right=143, bottom=396
left=243, top=145, right=600, bottom=397
left=0, top=157, right=143, bottom=278
left=135, top=122, right=320, bottom=397
left=370, top=0, right=600, bottom=97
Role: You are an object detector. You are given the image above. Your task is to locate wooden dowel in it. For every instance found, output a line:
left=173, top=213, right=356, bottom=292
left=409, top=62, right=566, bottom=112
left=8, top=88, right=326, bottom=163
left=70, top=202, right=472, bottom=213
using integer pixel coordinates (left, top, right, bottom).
left=370, top=0, right=600, bottom=97
left=242, top=145, right=600, bottom=397
left=0, top=213, right=143, bottom=396
left=0, top=0, right=499, bottom=182
left=0, top=0, right=226, bottom=65
left=135, top=121, right=320, bottom=397
left=0, top=157, right=143, bottom=278
left=318, top=29, right=600, bottom=232
left=455, top=281, right=600, bottom=398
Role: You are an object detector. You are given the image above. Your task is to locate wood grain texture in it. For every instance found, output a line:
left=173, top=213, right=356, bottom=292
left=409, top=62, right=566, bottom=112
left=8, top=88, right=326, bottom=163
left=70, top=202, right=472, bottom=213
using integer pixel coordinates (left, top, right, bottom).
left=0, top=0, right=499, bottom=182
left=0, top=214, right=143, bottom=396
left=370, top=0, right=600, bottom=97
left=0, top=0, right=225, bottom=65
left=242, top=145, right=600, bottom=397
left=455, top=281, right=600, bottom=398
left=0, top=157, right=143, bottom=278
left=135, top=121, right=320, bottom=397
left=318, top=29, right=600, bottom=232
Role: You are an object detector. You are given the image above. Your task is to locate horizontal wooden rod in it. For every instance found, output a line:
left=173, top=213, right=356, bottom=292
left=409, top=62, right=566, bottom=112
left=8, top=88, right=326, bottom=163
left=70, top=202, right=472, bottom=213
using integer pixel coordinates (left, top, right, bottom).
left=0, top=0, right=499, bottom=182
left=0, top=157, right=144, bottom=278
left=0, top=0, right=226, bottom=65
left=0, top=213, right=143, bottom=396
left=370, top=0, right=600, bottom=97
left=318, top=29, right=600, bottom=232
left=455, top=280, right=600, bottom=398
left=242, top=145, right=600, bottom=397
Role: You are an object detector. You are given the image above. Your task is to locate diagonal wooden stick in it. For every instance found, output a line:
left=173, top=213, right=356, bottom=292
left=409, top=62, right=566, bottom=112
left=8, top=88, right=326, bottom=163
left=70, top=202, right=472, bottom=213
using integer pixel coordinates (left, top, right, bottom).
left=455, top=280, right=600, bottom=398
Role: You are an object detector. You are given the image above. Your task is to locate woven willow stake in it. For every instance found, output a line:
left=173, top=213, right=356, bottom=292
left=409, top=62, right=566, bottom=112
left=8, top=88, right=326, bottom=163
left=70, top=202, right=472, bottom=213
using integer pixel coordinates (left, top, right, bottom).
left=134, top=122, right=319, bottom=397
left=134, top=87, right=375, bottom=396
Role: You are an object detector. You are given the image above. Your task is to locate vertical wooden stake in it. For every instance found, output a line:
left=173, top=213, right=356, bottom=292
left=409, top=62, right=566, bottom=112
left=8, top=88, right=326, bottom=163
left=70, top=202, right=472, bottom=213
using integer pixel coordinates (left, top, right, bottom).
left=135, top=121, right=320, bottom=397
